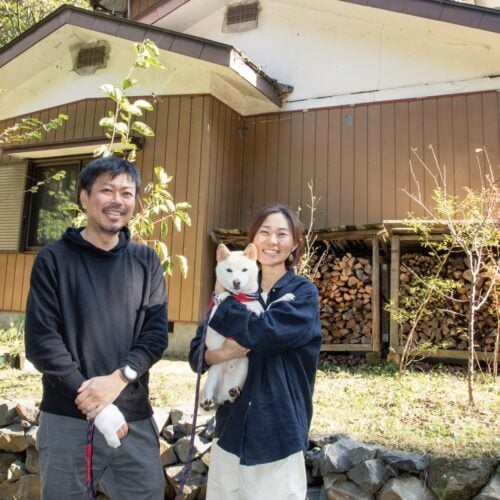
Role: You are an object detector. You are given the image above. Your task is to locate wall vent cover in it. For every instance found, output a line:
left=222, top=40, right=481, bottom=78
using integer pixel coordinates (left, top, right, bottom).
left=223, top=2, right=260, bottom=33
left=72, top=41, right=110, bottom=76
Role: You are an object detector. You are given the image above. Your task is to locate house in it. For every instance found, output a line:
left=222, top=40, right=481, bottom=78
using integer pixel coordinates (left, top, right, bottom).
left=1, top=0, right=500, bottom=354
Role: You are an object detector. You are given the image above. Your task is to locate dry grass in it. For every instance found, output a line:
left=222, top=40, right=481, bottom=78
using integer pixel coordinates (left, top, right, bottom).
left=1, top=360, right=498, bottom=458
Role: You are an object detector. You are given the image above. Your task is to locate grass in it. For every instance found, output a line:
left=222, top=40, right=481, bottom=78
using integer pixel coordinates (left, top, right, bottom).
left=1, top=359, right=498, bottom=459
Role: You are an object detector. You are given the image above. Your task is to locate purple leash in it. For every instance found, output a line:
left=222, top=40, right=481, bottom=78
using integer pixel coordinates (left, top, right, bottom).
left=175, top=298, right=214, bottom=500
left=85, top=419, right=96, bottom=499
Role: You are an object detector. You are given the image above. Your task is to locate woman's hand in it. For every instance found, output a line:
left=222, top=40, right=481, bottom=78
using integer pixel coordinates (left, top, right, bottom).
left=205, top=338, right=250, bottom=365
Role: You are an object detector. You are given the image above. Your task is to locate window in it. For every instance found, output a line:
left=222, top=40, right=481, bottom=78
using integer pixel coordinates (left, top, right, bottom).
left=24, top=158, right=89, bottom=250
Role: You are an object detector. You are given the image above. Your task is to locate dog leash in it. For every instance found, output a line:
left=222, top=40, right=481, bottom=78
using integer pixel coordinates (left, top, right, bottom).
left=175, top=291, right=257, bottom=498
left=175, top=297, right=214, bottom=500
left=86, top=419, right=96, bottom=499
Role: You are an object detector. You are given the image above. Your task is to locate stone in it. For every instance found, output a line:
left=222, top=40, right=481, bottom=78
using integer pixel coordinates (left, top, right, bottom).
left=25, top=447, right=39, bottom=474
left=162, top=424, right=183, bottom=443
left=151, top=406, right=171, bottom=435
left=323, top=473, right=346, bottom=491
left=320, top=438, right=363, bottom=474
left=347, top=458, right=396, bottom=494
left=15, top=400, right=39, bottom=425
left=0, top=474, right=40, bottom=500
left=190, top=458, right=208, bottom=475
left=326, top=478, right=374, bottom=500
left=427, top=457, right=496, bottom=500
left=159, top=437, right=178, bottom=466
left=310, top=433, right=347, bottom=448
left=378, top=474, right=436, bottom=500
left=0, top=424, right=29, bottom=452
left=0, top=401, right=17, bottom=427
left=200, top=449, right=211, bottom=468
left=164, top=464, right=206, bottom=500
left=174, top=435, right=211, bottom=463
left=0, top=452, right=20, bottom=482
left=474, top=465, right=500, bottom=500
left=7, top=459, right=26, bottom=482
left=25, top=426, right=38, bottom=447
left=199, top=416, right=216, bottom=441
left=381, top=449, right=427, bottom=473
left=306, top=447, right=324, bottom=479
left=347, top=443, right=379, bottom=466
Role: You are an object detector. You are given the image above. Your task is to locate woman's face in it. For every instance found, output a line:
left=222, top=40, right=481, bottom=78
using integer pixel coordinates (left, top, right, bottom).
left=252, top=212, right=297, bottom=269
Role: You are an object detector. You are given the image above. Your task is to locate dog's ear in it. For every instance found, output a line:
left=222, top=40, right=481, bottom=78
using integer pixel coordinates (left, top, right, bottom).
left=216, top=244, right=231, bottom=262
left=243, top=243, right=258, bottom=261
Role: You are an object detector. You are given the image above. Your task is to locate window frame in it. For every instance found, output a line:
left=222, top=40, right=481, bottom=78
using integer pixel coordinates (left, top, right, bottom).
left=22, top=156, right=91, bottom=252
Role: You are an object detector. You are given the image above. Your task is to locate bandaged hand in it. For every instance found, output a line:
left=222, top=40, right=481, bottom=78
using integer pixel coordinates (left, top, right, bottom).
left=94, top=404, right=127, bottom=448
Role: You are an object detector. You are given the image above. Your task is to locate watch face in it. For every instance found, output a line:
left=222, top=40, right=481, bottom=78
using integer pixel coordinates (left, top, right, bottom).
left=123, top=365, right=137, bottom=382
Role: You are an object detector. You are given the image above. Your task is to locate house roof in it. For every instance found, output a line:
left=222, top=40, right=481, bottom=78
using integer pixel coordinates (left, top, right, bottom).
left=340, top=0, right=500, bottom=34
left=136, top=0, right=500, bottom=35
left=0, top=5, right=284, bottom=115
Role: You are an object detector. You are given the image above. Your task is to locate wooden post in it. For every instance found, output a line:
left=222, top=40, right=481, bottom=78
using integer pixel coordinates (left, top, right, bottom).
left=372, top=234, right=380, bottom=352
left=389, top=234, right=400, bottom=354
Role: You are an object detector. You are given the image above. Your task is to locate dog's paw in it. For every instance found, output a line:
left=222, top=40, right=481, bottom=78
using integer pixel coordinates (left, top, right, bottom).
left=228, top=386, right=241, bottom=402
left=200, top=398, right=215, bottom=411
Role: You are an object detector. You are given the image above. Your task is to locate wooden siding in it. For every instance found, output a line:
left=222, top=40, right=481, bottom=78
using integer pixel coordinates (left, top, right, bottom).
left=239, top=91, right=500, bottom=229
left=129, top=0, right=165, bottom=19
left=0, top=163, right=26, bottom=251
left=0, top=96, right=242, bottom=320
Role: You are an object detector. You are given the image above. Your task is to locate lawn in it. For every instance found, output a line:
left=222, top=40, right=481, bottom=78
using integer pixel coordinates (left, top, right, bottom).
left=1, top=359, right=498, bottom=459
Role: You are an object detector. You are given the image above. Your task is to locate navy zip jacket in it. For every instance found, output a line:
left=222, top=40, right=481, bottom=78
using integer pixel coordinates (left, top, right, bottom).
left=189, top=270, right=322, bottom=466
left=25, top=227, right=168, bottom=422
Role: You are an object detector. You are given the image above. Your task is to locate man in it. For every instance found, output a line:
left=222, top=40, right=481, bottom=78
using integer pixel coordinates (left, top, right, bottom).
left=25, top=156, right=168, bottom=499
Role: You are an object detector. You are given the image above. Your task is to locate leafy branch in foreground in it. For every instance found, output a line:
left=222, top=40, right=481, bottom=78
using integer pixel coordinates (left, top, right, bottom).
left=0, top=113, right=68, bottom=145
left=73, top=39, right=191, bottom=278
left=95, top=39, right=162, bottom=162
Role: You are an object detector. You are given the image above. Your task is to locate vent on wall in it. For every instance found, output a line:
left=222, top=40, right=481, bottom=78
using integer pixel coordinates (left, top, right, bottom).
left=71, top=41, right=110, bottom=76
left=77, top=45, right=107, bottom=69
left=223, top=2, right=260, bottom=33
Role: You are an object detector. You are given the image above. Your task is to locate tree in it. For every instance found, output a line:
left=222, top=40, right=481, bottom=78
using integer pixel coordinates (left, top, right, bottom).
left=390, top=146, right=499, bottom=405
left=0, top=0, right=89, bottom=48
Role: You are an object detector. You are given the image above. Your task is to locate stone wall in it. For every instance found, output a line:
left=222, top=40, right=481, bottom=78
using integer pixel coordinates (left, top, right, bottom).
left=0, top=400, right=499, bottom=500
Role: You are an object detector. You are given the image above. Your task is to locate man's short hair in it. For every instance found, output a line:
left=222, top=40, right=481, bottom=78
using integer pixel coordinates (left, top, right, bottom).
left=79, top=156, right=141, bottom=195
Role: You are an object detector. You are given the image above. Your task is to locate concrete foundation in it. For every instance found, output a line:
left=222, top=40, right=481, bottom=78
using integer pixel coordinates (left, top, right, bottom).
left=166, top=322, right=198, bottom=359
left=0, top=312, right=24, bottom=328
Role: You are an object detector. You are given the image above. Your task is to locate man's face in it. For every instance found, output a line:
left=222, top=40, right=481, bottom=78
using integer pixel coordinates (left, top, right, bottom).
left=79, top=173, right=136, bottom=235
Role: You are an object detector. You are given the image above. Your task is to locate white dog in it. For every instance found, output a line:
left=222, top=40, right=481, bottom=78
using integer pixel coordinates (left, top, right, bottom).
left=201, top=243, right=263, bottom=410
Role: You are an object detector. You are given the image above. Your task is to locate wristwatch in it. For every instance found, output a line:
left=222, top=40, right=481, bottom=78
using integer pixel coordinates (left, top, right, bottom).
left=120, top=365, right=138, bottom=383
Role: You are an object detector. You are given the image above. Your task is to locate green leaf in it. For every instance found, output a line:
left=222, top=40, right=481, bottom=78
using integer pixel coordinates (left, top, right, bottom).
left=121, top=78, right=138, bottom=90
left=121, top=101, right=143, bottom=117
left=113, top=122, right=129, bottom=135
left=133, top=99, right=154, bottom=111
left=130, top=121, right=155, bottom=137
left=99, top=117, right=115, bottom=128
left=177, top=255, right=188, bottom=279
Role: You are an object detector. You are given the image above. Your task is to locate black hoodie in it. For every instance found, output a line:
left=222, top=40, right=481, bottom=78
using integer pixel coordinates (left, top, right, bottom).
left=25, top=227, right=168, bottom=421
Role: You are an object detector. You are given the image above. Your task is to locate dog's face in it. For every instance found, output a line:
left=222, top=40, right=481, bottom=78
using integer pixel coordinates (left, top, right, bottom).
left=215, top=243, right=259, bottom=294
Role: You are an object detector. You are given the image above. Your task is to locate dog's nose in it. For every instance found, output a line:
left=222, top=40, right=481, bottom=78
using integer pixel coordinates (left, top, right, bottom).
left=233, top=279, right=241, bottom=289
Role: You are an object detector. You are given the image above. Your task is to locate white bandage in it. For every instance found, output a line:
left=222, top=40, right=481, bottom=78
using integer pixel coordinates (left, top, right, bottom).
left=94, top=404, right=126, bottom=448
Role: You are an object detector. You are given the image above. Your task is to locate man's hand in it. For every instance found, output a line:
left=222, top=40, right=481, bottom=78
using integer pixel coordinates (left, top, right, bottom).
left=75, top=370, right=128, bottom=419
left=94, top=404, right=128, bottom=448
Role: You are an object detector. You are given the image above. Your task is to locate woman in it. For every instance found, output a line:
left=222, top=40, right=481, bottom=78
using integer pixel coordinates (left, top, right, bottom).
left=189, top=204, right=322, bottom=500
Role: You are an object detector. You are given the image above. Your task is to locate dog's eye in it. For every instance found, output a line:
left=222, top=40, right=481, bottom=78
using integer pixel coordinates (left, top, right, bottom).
left=242, top=268, right=248, bottom=272
left=226, top=268, right=232, bottom=273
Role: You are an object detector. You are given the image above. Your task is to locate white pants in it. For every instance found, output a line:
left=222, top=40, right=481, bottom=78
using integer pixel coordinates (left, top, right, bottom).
left=206, top=440, right=307, bottom=500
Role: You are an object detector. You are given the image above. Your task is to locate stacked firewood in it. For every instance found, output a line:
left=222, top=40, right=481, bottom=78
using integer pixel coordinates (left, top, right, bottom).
left=399, top=253, right=498, bottom=352
left=312, top=252, right=373, bottom=345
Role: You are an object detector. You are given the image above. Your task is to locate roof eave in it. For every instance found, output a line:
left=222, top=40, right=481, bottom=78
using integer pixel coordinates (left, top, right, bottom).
left=0, top=5, right=282, bottom=108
